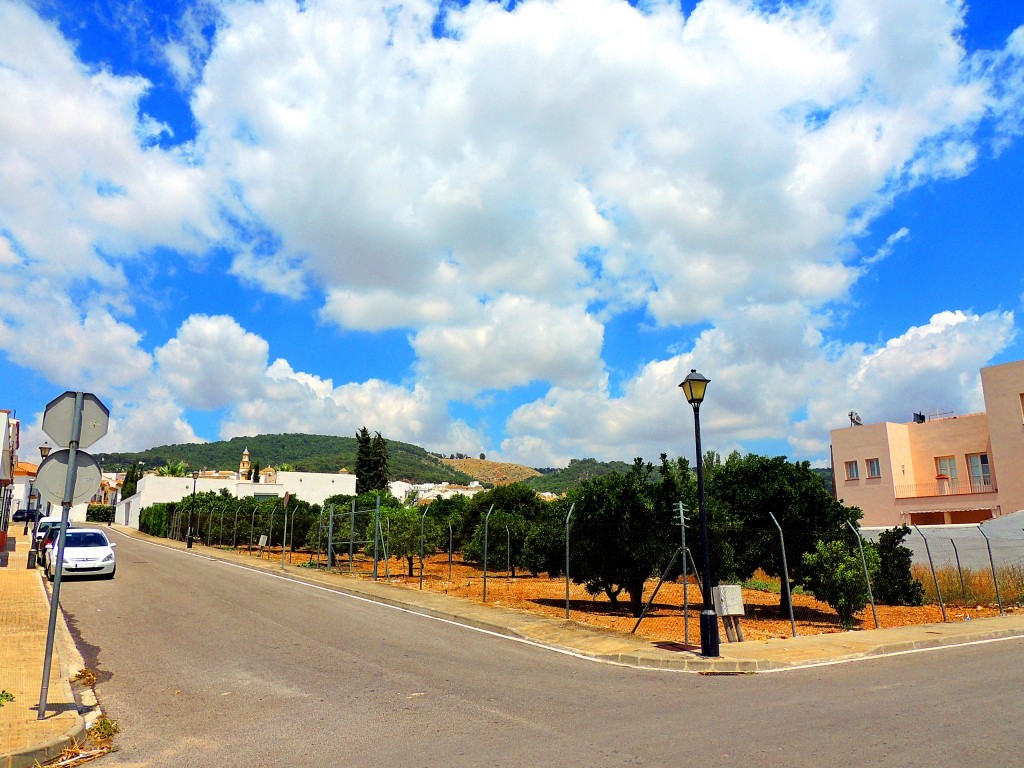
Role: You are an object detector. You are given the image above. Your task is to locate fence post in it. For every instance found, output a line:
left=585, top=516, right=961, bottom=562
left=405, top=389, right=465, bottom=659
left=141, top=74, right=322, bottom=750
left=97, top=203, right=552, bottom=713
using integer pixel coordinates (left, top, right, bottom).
left=483, top=505, right=494, bottom=603
left=448, top=521, right=453, bottom=582
left=950, top=538, right=967, bottom=602
left=565, top=503, right=574, bottom=620
left=678, top=502, right=689, bottom=645
left=977, top=526, right=1004, bottom=615
left=768, top=511, right=797, bottom=638
left=233, top=504, right=240, bottom=549
left=420, top=506, right=429, bottom=590
left=348, top=499, right=355, bottom=573
left=914, top=525, right=947, bottom=622
left=505, top=525, right=511, bottom=578
left=327, top=504, right=334, bottom=571
left=846, top=520, right=878, bottom=629
left=249, top=505, right=257, bottom=554
left=372, top=494, right=381, bottom=581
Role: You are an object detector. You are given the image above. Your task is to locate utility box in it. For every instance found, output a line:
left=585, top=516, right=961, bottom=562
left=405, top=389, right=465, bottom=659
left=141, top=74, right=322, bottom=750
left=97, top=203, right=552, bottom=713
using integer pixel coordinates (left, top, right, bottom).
left=712, top=585, right=744, bottom=616
left=712, top=585, right=745, bottom=643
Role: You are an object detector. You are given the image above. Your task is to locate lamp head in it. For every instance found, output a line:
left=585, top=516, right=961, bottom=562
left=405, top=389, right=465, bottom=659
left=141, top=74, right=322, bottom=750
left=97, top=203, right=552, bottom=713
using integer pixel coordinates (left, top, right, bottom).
left=39, top=441, right=51, bottom=459
left=192, top=470, right=200, bottom=480
left=680, top=369, right=710, bottom=406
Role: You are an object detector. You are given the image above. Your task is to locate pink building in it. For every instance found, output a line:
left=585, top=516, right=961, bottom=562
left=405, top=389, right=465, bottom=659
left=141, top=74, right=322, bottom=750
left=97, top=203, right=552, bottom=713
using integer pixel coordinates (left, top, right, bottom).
left=830, top=360, right=1024, bottom=527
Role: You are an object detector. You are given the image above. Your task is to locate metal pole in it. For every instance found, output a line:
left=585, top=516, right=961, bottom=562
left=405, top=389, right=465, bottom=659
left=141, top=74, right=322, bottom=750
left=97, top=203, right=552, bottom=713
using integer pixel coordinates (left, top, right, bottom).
left=420, top=506, right=429, bottom=590
left=679, top=502, right=689, bottom=644
left=233, top=503, right=240, bottom=549
left=768, top=511, right=797, bottom=638
left=327, top=504, right=335, bottom=571
left=187, top=473, right=197, bottom=548
left=691, top=400, right=719, bottom=657
left=914, top=525, right=947, bottom=622
left=280, top=505, right=287, bottom=570
left=565, top=503, right=574, bottom=620
left=289, top=506, right=295, bottom=563
left=348, top=500, right=355, bottom=572
left=978, top=526, right=1004, bottom=614
left=950, top=538, right=967, bottom=602
left=448, top=521, right=453, bottom=582
left=846, top=520, right=879, bottom=629
left=38, top=392, right=83, bottom=720
left=505, top=525, right=511, bottom=578
left=483, top=505, right=494, bottom=603
left=372, top=495, right=380, bottom=580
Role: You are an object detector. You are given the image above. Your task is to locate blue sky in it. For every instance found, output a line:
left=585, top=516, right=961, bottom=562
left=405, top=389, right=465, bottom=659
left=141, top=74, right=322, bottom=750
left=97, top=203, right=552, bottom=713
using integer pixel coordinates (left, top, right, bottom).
left=2, top=0, right=1023, bottom=469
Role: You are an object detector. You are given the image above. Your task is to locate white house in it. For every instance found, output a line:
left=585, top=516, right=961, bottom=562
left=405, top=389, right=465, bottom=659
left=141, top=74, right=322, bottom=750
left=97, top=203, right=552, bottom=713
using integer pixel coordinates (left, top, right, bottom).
left=116, top=451, right=359, bottom=528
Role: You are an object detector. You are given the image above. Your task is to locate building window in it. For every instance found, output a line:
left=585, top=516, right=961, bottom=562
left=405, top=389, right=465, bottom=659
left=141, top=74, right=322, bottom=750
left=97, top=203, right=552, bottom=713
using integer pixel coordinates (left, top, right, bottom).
left=968, top=453, right=991, bottom=490
left=845, top=461, right=859, bottom=480
left=866, top=458, right=881, bottom=478
left=935, top=456, right=958, bottom=481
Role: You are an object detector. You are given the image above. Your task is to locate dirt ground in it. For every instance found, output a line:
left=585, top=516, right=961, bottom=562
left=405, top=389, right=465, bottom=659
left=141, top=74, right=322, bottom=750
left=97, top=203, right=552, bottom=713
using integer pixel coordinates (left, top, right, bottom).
left=271, top=549, right=1015, bottom=644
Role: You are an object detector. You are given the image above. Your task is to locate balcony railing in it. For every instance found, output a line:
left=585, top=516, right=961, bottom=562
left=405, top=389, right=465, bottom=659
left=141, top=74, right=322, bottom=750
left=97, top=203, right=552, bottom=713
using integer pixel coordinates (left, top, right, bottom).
left=894, top=480, right=996, bottom=499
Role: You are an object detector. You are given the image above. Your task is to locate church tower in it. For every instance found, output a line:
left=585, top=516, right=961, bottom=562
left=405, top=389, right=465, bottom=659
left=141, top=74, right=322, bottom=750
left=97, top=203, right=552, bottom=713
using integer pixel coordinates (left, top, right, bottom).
left=239, top=448, right=251, bottom=479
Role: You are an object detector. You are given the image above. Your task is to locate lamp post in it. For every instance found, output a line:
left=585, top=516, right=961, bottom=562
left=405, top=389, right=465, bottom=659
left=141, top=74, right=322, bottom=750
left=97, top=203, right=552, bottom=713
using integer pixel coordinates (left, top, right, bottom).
left=680, top=368, right=719, bottom=658
left=187, top=470, right=199, bottom=548
left=33, top=443, right=52, bottom=538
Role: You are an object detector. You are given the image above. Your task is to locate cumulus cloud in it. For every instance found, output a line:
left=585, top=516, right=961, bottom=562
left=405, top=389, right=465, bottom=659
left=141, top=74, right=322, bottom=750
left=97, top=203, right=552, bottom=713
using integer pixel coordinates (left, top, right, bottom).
left=4, top=0, right=1024, bottom=465
left=500, top=309, right=1017, bottom=466
left=155, top=315, right=270, bottom=410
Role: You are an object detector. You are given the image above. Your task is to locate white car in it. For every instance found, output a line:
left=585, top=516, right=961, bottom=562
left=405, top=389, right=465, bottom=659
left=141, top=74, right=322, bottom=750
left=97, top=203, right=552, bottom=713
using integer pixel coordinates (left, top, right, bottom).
left=44, top=528, right=117, bottom=581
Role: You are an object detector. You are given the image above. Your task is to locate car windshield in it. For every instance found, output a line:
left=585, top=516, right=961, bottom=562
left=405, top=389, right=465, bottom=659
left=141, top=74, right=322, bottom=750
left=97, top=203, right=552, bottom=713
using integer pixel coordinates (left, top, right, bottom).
left=64, top=532, right=109, bottom=548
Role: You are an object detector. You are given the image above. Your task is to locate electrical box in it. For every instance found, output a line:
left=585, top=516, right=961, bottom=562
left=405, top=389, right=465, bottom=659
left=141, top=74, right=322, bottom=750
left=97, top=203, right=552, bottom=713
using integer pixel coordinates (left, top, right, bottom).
left=712, top=585, right=745, bottom=617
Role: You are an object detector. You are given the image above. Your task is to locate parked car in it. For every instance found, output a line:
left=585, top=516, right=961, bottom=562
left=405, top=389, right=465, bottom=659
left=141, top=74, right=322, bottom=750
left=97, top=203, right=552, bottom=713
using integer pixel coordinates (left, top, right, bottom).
left=12, top=508, right=40, bottom=523
left=43, top=528, right=116, bottom=581
left=34, top=515, right=65, bottom=551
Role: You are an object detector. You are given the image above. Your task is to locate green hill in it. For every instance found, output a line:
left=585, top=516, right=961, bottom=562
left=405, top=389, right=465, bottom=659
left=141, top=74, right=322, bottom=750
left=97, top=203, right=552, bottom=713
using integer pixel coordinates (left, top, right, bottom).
left=94, top=433, right=475, bottom=485
left=523, top=457, right=634, bottom=494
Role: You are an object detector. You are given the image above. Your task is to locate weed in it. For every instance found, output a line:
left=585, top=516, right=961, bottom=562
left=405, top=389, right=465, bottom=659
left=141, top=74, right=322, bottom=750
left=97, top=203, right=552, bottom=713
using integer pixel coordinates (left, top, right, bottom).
left=0, top=690, right=14, bottom=706
left=72, top=668, right=97, bottom=686
left=87, top=714, right=121, bottom=743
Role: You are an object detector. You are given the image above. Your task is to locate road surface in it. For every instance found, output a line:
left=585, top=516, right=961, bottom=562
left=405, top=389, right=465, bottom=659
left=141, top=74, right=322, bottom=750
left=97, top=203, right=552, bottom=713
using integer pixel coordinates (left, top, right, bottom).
left=58, top=530, right=1024, bottom=767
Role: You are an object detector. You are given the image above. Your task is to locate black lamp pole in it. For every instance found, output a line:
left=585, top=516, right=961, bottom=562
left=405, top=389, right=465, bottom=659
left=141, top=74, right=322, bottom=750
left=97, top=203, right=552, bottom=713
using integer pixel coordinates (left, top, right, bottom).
left=187, top=471, right=199, bottom=548
left=680, top=369, right=719, bottom=658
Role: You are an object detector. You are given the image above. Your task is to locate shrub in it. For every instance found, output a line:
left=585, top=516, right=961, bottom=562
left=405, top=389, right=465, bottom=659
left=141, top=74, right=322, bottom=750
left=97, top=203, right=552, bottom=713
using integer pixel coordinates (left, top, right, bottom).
left=86, top=504, right=115, bottom=523
left=802, top=538, right=879, bottom=628
left=873, top=525, right=924, bottom=606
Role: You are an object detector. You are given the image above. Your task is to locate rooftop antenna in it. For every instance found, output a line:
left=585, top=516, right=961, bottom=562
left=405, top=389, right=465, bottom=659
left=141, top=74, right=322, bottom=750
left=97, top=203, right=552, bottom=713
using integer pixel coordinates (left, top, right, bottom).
left=848, top=411, right=863, bottom=427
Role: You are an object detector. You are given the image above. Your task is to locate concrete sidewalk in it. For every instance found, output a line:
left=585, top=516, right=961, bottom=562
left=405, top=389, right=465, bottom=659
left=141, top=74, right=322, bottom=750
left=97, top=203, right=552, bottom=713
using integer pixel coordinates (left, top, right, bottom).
left=0, top=531, right=89, bottom=768
left=4, top=525, right=1024, bottom=767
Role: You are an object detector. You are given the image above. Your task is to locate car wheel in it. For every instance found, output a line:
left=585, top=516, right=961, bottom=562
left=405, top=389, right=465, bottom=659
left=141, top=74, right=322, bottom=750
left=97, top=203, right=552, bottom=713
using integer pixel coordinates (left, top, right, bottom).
left=103, top=568, right=115, bottom=580
left=46, top=564, right=54, bottom=582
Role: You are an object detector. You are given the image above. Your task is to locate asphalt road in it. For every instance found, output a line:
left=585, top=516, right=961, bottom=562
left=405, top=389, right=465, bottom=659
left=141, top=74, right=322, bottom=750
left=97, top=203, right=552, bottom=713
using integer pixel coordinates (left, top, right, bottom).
left=58, top=529, right=1024, bottom=768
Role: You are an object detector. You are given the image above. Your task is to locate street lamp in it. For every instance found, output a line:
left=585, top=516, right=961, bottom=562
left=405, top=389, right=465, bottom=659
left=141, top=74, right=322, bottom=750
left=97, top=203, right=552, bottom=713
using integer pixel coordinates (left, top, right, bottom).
left=187, top=470, right=199, bottom=548
left=680, top=368, right=719, bottom=658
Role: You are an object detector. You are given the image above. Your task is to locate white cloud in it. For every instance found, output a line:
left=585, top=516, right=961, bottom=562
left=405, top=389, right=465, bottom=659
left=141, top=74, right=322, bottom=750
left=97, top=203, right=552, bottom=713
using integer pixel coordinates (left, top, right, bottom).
left=500, top=308, right=1017, bottom=466
left=155, top=315, right=270, bottom=410
left=412, top=296, right=605, bottom=398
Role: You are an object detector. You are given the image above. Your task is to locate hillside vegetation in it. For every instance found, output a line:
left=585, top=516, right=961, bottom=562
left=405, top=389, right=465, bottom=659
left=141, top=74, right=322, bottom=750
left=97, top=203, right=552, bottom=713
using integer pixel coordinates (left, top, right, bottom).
left=439, top=457, right=540, bottom=486
left=523, top=458, right=635, bottom=494
left=96, top=433, right=475, bottom=485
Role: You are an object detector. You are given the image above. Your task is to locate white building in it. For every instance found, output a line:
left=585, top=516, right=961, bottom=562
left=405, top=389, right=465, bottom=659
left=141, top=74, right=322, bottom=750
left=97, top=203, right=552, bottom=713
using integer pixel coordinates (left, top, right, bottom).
left=116, top=450, right=359, bottom=528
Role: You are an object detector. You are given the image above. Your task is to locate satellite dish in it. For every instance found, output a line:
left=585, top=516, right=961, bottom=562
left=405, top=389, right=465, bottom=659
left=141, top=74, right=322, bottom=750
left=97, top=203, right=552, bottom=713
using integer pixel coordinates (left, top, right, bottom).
left=848, top=411, right=863, bottom=426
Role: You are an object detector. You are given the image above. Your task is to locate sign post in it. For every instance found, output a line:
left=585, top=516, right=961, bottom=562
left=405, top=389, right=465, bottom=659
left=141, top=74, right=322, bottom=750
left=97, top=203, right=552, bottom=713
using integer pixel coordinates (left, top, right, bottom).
left=37, top=391, right=107, bottom=720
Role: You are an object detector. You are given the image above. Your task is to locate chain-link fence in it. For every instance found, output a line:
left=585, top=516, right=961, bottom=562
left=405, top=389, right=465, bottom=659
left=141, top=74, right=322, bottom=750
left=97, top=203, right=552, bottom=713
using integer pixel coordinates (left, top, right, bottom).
left=138, top=492, right=1024, bottom=646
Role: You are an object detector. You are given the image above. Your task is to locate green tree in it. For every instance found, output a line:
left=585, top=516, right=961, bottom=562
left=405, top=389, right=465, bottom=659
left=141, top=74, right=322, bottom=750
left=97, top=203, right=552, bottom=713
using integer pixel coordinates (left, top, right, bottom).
left=802, top=538, right=879, bottom=628
left=459, top=484, right=545, bottom=555
left=872, top=525, right=925, bottom=605
left=155, top=460, right=189, bottom=477
left=706, top=452, right=862, bottom=615
left=367, top=432, right=391, bottom=492
left=120, top=463, right=140, bottom=498
left=251, top=461, right=261, bottom=483
left=355, top=427, right=372, bottom=494
left=557, top=459, right=678, bottom=617
left=376, top=505, right=444, bottom=576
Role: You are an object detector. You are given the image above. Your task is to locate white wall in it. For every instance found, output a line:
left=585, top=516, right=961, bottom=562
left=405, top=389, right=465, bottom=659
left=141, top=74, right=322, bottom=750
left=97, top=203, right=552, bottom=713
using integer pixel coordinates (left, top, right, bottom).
left=116, top=471, right=358, bottom=529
